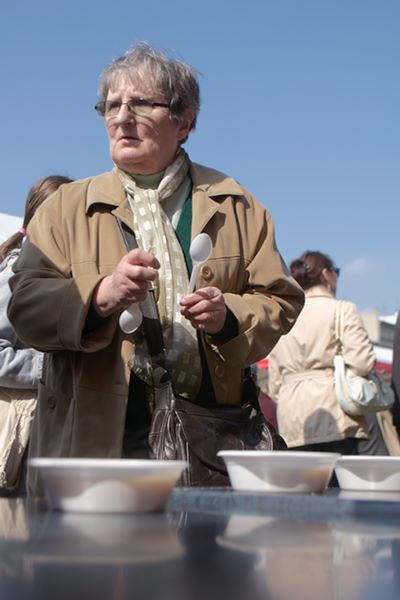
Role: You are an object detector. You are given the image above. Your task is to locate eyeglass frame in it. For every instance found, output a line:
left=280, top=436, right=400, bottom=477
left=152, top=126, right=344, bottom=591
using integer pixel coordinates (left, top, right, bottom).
left=331, top=267, right=340, bottom=277
left=94, top=98, right=171, bottom=119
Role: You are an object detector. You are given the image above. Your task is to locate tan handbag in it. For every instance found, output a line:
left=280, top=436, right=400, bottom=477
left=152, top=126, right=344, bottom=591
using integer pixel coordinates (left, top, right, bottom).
left=0, top=387, right=37, bottom=491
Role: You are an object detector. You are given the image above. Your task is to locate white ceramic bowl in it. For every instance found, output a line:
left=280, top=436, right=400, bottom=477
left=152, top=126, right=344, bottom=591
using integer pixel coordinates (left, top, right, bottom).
left=335, top=456, right=400, bottom=492
left=217, top=451, right=340, bottom=493
left=28, top=458, right=188, bottom=513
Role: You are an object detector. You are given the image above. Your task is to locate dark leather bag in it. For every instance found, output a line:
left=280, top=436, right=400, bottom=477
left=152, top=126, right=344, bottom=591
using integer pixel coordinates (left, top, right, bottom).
left=149, top=373, right=287, bottom=487
left=116, top=217, right=287, bottom=487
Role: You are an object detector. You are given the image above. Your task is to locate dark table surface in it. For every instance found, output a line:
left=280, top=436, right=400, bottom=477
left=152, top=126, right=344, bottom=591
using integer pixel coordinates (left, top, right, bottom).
left=2, top=488, right=400, bottom=600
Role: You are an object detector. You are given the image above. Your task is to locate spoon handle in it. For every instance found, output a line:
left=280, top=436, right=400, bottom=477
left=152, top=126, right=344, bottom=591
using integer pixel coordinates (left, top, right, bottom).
left=187, top=263, right=201, bottom=294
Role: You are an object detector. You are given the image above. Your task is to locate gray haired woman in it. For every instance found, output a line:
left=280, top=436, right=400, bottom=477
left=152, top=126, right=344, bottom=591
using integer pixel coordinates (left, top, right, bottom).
left=8, top=43, right=304, bottom=496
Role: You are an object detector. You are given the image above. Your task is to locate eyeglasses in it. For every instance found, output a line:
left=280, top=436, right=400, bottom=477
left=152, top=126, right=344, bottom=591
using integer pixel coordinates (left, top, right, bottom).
left=94, top=98, right=170, bottom=119
left=331, top=267, right=340, bottom=277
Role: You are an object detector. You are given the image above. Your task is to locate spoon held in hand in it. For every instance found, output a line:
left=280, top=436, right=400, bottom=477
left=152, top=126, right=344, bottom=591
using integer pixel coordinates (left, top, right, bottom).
left=187, top=233, right=213, bottom=294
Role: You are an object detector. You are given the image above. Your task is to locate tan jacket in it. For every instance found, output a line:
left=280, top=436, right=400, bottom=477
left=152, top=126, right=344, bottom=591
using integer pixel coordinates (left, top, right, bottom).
left=268, top=286, right=375, bottom=447
left=8, top=163, right=304, bottom=483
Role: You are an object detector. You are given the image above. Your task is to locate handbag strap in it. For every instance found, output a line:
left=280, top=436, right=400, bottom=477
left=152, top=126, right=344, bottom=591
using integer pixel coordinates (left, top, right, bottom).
left=335, top=300, right=344, bottom=355
left=115, top=217, right=166, bottom=361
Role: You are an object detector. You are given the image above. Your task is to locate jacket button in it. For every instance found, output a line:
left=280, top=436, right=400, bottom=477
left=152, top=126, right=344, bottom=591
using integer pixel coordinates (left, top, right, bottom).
left=201, top=265, right=213, bottom=281
left=214, top=365, right=225, bottom=378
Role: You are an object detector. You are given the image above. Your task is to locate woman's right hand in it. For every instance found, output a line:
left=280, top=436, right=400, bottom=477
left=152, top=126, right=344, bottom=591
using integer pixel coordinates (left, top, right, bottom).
left=92, top=249, right=160, bottom=317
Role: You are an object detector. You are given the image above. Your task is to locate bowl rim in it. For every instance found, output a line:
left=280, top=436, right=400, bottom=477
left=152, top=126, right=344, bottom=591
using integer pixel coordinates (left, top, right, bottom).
left=217, top=450, right=341, bottom=460
left=28, top=457, right=188, bottom=470
left=336, top=456, right=400, bottom=466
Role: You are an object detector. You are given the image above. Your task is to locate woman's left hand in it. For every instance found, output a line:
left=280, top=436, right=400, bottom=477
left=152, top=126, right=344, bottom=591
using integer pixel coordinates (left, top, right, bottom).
left=180, top=286, right=226, bottom=334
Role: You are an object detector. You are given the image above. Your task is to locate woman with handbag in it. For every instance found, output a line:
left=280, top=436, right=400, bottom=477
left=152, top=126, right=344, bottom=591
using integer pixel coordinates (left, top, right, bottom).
left=8, top=43, right=304, bottom=497
left=0, top=175, right=72, bottom=494
left=268, top=250, right=388, bottom=457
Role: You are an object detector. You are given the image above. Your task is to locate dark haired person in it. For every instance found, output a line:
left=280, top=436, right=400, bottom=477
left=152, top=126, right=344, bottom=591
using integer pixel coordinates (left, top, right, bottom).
left=0, top=175, right=72, bottom=493
left=392, top=312, right=400, bottom=437
left=268, top=250, right=377, bottom=456
left=8, top=44, right=303, bottom=496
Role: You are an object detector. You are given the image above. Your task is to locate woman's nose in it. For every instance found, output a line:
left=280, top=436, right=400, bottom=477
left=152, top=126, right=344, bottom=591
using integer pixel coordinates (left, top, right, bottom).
left=114, top=103, right=136, bottom=124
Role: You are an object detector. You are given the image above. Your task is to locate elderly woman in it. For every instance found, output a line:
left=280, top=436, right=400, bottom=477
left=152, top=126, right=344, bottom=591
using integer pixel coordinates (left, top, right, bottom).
left=8, top=43, right=304, bottom=496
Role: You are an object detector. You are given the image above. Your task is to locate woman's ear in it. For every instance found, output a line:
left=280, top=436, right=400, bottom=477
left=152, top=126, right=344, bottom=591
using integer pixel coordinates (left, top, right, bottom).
left=321, top=268, right=330, bottom=285
left=177, top=109, right=195, bottom=142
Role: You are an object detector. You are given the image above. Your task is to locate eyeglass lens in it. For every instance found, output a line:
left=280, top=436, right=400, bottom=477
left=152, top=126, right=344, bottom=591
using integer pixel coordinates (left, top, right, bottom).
left=95, top=99, right=169, bottom=119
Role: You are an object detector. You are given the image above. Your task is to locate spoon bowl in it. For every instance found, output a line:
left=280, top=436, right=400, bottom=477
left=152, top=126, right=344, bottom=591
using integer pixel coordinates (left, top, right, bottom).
left=119, top=303, right=143, bottom=334
left=187, top=233, right=213, bottom=293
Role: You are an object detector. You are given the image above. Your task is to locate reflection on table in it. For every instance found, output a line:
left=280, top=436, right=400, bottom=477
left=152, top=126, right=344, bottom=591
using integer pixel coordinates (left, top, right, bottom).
left=1, top=494, right=400, bottom=600
left=217, top=513, right=400, bottom=600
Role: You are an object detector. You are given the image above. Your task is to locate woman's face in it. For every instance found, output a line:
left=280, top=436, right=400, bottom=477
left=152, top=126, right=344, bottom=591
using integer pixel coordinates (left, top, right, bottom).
left=105, top=75, right=193, bottom=174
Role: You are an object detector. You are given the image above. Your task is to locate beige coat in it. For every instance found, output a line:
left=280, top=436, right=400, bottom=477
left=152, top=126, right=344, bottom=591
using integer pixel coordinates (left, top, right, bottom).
left=268, top=286, right=375, bottom=447
left=8, top=163, right=304, bottom=491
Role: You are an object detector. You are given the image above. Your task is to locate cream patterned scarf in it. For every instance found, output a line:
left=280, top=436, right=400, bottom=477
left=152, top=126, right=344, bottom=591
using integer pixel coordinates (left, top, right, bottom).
left=116, top=150, right=202, bottom=399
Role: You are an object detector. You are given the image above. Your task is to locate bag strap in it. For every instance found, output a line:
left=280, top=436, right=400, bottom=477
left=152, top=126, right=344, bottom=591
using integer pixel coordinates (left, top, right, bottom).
left=115, top=217, right=166, bottom=360
left=335, top=300, right=344, bottom=355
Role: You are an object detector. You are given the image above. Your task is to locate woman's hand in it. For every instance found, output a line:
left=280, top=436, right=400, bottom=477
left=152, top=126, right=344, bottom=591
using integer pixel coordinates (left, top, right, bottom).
left=180, top=286, right=226, bottom=334
left=92, top=249, right=160, bottom=317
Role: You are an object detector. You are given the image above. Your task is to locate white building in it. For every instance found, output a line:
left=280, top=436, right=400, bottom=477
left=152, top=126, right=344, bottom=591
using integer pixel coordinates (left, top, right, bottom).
left=0, top=212, right=23, bottom=244
left=361, top=309, right=397, bottom=376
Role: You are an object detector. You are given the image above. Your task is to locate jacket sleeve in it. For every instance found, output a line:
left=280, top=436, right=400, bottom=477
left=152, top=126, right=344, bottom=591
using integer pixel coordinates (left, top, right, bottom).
left=209, top=209, right=305, bottom=368
left=0, top=340, right=43, bottom=389
left=340, top=301, right=376, bottom=375
left=0, top=262, right=43, bottom=388
left=7, top=193, right=117, bottom=354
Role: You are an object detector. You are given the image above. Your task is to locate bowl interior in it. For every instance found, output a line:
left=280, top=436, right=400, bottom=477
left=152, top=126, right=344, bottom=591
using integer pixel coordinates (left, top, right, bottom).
left=218, top=451, right=340, bottom=466
left=336, top=456, right=400, bottom=469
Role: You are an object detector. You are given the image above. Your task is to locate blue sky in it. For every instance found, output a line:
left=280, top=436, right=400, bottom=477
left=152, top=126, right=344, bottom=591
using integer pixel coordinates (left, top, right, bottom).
left=2, top=0, right=399, bottom=314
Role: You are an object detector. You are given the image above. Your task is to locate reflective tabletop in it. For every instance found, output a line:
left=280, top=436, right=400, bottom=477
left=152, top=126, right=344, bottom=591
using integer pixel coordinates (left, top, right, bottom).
left=1, top=490, right=400, bottom=600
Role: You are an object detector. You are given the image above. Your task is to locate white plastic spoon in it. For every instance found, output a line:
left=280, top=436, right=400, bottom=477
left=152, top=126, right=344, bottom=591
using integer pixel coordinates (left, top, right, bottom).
left=119, top=245, right=157, bottom=334
left=119, top=302, right=143, bottom=334
left=187, top=233, right=213, bottom=293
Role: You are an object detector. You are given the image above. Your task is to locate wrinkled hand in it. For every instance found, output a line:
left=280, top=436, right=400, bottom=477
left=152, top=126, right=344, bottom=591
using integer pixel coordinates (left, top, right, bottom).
left=93, top=249, right=160, bottom=317
left=180, top=286, right=226, bottom=334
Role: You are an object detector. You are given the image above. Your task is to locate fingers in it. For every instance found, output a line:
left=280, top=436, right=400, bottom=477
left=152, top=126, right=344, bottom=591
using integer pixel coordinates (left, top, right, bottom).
left=180, top=287, right=227, bottom=334
left=113, top=249, right=159, bottom=302
left=180, top=286, right=219, bottom=306
left=92, top=249, right=160, bottom=316
left=125, top=248, right=160, bottom=271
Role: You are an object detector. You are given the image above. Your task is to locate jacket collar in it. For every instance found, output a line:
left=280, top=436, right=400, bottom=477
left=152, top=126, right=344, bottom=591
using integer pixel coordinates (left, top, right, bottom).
left=305, top=285, right=335, bottom=299
left=189, top=162, right=245, bottom=238
left=189, top=162, right=245, bottom=197
left=84, top=163, right=244, bottom=208
left=83, top=162, right=246, bottom=237
left=85, top=170, right=125, bottom=213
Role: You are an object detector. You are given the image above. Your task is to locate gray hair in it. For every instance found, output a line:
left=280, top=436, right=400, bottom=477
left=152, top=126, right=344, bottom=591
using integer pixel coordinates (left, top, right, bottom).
left=98, top=43, right=200, bottom=138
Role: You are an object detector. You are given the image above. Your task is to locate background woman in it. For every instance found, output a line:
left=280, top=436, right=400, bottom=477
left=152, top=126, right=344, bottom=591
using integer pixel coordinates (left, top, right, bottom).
left=268, top=250, right=383, bottom=456
left=0, top=175, right=72, bottom=493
